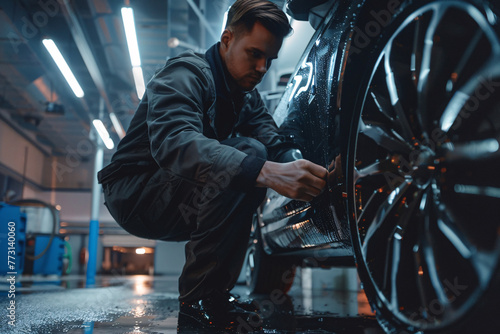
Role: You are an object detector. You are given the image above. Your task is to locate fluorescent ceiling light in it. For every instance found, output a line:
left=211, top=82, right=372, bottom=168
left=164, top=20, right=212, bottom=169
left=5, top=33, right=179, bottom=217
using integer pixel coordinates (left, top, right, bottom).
left=92, top=119, right=114, bottom=150
left=132, top=67, right=145, bottom=99
left=42, top=39, right=84, bottom=98
left=121, top=7, right=141, bottom=67
left=221, top=7, right=230, bottom=35
left=109, top=112, right=125, bottom=139
left=121, top=7, right=145, bottom=99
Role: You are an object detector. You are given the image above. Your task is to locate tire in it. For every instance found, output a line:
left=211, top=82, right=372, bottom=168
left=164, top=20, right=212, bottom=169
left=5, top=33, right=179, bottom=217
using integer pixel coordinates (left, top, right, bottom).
left=245, top=214, right=296, bottom=294
left=345, top=1, right=500, bottom=333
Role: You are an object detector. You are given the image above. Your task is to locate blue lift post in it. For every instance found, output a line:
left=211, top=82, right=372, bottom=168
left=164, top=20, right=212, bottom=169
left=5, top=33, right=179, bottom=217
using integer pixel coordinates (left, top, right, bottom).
left=86, top=132, right=104, bottom=286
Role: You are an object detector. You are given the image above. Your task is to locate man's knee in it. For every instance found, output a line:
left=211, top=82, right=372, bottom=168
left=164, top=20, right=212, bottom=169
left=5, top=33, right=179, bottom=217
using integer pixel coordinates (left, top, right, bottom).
left=225, top=137, right=268, bottom=160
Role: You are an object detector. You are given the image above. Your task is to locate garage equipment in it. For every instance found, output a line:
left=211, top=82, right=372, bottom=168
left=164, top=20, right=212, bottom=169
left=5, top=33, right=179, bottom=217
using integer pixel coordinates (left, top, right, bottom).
left=0, top=202, right=27, bottom=276
left=24, top=234, right=65, bottom=276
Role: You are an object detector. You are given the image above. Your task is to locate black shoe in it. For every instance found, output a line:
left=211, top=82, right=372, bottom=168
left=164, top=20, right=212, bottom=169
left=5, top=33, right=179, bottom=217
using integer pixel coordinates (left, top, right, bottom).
left=178, top=291, right=262, bottom=332
left=226, top=292, right=260, bottom=313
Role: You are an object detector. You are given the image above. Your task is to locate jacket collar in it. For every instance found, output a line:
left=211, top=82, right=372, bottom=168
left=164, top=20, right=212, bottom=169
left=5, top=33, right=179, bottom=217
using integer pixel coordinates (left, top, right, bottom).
left=205, top=43, right=247, bottom=99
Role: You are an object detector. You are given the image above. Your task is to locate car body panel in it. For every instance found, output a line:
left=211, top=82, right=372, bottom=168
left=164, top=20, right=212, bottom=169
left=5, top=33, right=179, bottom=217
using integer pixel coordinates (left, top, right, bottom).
left=258, top=0, right=361, bottom=258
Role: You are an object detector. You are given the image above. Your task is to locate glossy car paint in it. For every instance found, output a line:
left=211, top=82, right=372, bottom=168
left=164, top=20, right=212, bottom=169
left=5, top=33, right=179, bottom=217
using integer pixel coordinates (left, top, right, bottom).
left=258, top=0, right=360, bottom=259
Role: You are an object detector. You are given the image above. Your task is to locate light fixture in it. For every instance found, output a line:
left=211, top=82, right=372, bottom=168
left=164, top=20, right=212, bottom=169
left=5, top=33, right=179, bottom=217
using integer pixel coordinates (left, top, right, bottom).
left=42, top=39, right=84, bottom=98
left=121, top=7, right=141, bottom=67
left=121, top=7, right=145, bottom=99
left=167, top=37, right=180, bottom=48
left=221, top=7, right=230, bottom=35
left=109, top=112, right=125, bottom=139
left=92, top=119, right=115, bottom=150
left=132, top=67, right=146, bottom=100
left=167, top=37, right=204, bottom=53
left=135, top=248, right=146, bottom=255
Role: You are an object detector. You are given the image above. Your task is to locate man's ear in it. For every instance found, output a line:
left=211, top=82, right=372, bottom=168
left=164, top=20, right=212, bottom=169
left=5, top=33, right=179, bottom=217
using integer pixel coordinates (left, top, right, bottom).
left=220, top=29, right=233, bottom=49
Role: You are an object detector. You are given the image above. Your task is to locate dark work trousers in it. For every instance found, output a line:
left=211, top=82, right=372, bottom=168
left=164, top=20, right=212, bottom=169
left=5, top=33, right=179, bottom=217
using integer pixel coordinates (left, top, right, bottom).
left=102, top=137, right=267, bottom=302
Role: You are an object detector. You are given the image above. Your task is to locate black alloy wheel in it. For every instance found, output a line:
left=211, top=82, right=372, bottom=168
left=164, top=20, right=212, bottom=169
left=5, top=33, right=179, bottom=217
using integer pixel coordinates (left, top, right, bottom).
left=347, top=1, right=500, bottom=333
left=245, top=213, right=296, bottom=294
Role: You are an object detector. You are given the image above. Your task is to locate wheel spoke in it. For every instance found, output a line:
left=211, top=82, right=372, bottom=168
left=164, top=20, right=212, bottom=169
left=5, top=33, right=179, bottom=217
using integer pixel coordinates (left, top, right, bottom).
left=414, top=6, right=449, bottom=139
left=409, top=14, right=433, bottom=140
left=355, top=158, right=400, bottom=181
left=359, top=181, right=421, bottom=298
left=389, top=225, right=403, bottom=309
left=436, top=209, right=495, bottom=288
left=436, top=216, right=473, bottom=259
left=440, top=60, right=500, bottom=132
left=413, top=243, right=430, bottom=319
left=384, top=45, right=415, bottom=142
left=369, top=89, right=395, bottom=122
left=416, top=6, right=446, bottom=98
left=410, top=16, right=422, bottom=87
left=439, top=159, right=500, bottom=251
left=441, top=139, right=500, bottom=162
left=421, top=195, right=452, bottom=310
left=441, top=150, right=500, bottom=196
left=388, top=188, right=424, bottom=308
left=445, top=29, right=484, bottom=93
left=471, top=252, right=500, bottom=289
left=453, top=184, right=500, bottom=199
left=359, top=119, right=413, bottom=154
left=361, top=181, right=412, bottom=257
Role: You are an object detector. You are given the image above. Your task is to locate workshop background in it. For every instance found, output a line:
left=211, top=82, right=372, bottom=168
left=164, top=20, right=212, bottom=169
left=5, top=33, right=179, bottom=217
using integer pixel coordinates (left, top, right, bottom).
left=0, top=0, right=316, bottom=278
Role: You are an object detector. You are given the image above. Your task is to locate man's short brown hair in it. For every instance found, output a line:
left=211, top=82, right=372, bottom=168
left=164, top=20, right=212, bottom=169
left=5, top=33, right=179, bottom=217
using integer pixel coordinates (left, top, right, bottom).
left=225, top=0, right=292, bottom=40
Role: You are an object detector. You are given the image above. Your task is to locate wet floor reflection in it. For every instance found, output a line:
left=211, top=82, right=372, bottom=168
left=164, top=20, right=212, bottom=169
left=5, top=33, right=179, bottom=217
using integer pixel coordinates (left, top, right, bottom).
left=0, top=274, right=384, bottom=333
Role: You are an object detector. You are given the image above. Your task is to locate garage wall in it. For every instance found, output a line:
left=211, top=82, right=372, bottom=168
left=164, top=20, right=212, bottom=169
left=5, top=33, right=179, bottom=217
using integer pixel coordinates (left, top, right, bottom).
left=18, top=186, right=187, bottom=277
left=0, top=117, right=98, bottom=191
left=42, top=155, right=94, bottom=190
left=0, top=118, right=46, bottom=188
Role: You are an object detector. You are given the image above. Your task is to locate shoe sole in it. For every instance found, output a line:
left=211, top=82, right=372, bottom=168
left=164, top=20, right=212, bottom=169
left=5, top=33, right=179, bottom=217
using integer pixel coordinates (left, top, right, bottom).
left=178, top=311, right=240, bottom=332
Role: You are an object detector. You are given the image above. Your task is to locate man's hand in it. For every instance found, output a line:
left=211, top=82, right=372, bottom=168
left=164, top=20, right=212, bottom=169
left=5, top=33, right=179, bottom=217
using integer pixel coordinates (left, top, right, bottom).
left=256, top=159, right=328, bottom=201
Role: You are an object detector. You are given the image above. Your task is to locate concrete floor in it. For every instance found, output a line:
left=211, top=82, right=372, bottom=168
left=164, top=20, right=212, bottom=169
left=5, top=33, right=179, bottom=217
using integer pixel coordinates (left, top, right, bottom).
left=0, top=270, right=384, bottom=333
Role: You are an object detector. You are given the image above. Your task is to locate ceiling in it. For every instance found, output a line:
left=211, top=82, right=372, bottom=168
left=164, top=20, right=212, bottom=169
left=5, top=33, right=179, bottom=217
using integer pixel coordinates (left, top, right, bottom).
left=0, top=0, right=286, bottom=162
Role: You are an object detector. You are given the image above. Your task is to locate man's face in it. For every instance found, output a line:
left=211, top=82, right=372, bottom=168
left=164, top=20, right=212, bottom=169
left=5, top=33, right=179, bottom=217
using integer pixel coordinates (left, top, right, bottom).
left=219, top=21, right=283, bottom=91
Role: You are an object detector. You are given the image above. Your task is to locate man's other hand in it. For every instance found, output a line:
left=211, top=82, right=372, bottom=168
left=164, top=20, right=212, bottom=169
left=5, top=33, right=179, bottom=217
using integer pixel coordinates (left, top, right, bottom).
left=256, top=159, right=327, bottom=201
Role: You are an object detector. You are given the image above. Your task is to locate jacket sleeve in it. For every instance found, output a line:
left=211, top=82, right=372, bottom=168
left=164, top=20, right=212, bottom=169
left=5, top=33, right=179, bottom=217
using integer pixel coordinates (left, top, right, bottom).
left=146, top=59, right=250, bottom=190
left=238, top=93, right=300, bottom=162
